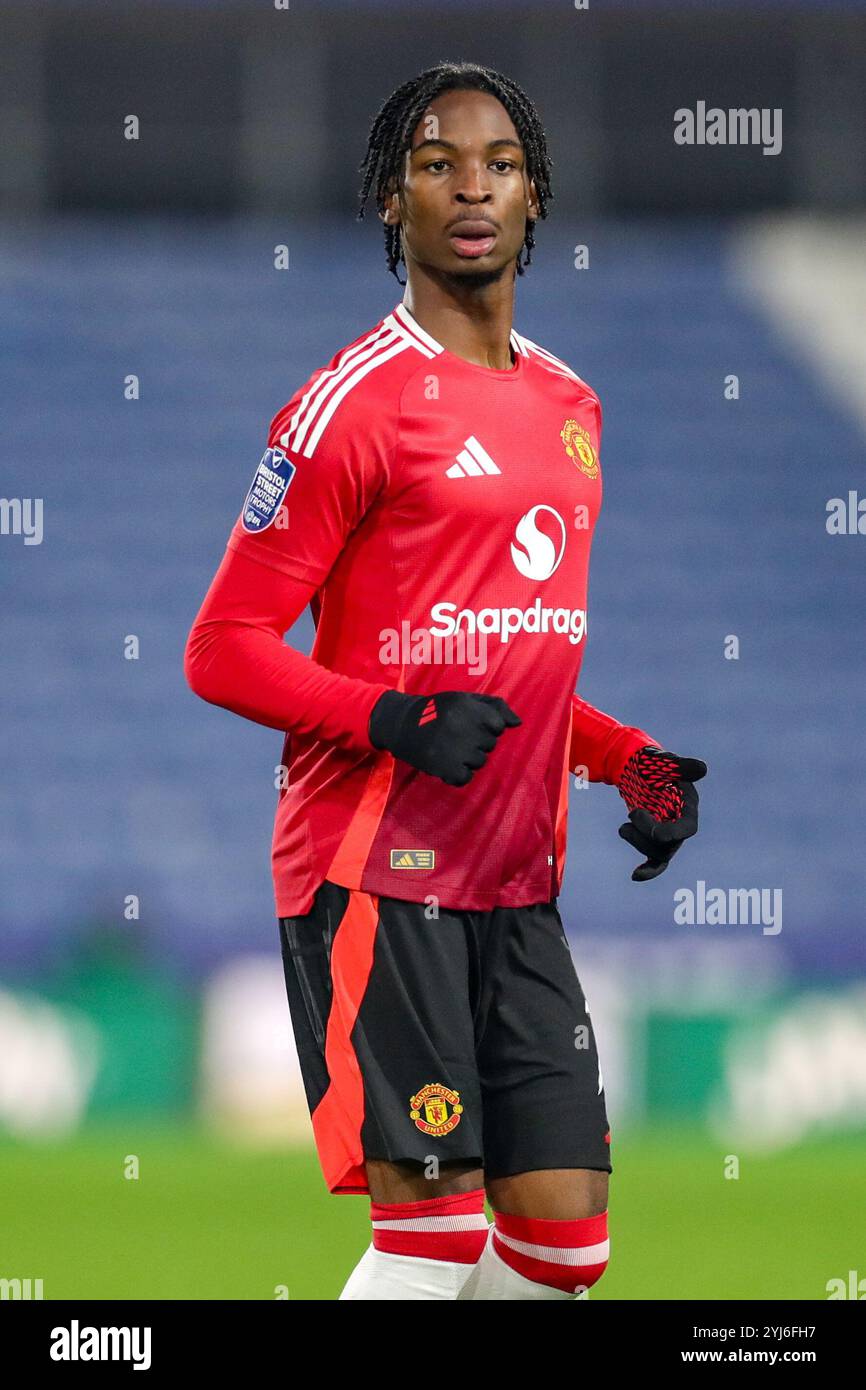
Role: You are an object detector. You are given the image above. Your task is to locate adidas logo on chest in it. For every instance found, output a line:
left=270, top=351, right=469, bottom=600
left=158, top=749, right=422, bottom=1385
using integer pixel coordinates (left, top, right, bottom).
left=445, top=435, right=501, bottom=478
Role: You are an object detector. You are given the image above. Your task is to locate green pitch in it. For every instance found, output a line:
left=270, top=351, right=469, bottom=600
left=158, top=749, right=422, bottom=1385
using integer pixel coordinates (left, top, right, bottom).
left=1, top=1122, right=862, bottom=1300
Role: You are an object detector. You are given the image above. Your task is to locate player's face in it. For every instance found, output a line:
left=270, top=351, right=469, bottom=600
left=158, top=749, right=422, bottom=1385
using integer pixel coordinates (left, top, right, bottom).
left=384, top=88, right=539, bottom=286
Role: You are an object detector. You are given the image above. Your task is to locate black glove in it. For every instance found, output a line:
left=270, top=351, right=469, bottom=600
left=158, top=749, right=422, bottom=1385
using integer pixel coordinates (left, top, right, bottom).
left=616, top=745, right=707, bottom=882
left=369, top=689, right=522, bottom=787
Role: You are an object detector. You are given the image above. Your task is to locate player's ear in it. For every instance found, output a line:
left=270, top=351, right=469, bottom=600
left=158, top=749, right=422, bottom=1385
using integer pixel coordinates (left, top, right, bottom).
left=526, top=177, right=539, bottom=225
left=380, top=181, right=401, bottom=227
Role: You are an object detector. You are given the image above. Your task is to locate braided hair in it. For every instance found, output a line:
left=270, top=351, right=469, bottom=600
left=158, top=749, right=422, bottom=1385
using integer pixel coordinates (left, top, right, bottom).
left=357, top=61, right=553, bottom=285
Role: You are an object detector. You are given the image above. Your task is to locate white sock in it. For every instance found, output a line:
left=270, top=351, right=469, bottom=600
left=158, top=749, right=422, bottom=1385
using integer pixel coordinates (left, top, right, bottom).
left=338, top=1242, right=478, bottom=1300
left=456, top=1226, right=578, bottom=1300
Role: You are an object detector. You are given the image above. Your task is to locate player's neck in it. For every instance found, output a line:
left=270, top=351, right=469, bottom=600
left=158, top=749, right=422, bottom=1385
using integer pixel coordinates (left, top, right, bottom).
left=401, top=277, right=516, bottom=371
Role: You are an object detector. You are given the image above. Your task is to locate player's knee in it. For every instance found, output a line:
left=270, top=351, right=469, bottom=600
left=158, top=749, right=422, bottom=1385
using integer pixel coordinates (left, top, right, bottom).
left=369, top=1180, right=489, bottom=1266
left=491, top=1207, right=610, bottom=1296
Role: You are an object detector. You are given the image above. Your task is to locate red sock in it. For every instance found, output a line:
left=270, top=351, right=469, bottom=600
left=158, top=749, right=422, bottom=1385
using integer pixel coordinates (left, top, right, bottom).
left=492, top=1208, right=610, bottom=1293
left=370, top=1188, right=488, bottom=1264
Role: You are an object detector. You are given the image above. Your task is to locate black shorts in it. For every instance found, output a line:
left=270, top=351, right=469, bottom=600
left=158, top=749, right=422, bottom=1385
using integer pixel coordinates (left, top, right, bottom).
left=278, top=879, right=612, bottom=1195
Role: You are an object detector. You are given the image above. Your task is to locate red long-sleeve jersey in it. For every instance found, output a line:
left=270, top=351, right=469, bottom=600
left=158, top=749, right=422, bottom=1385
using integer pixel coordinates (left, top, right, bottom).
left=185, top=302, right=656, bottom=915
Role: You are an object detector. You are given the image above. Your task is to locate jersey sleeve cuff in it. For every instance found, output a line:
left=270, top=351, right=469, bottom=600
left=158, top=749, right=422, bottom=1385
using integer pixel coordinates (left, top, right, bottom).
left=605, top=728, right=661, bottom=787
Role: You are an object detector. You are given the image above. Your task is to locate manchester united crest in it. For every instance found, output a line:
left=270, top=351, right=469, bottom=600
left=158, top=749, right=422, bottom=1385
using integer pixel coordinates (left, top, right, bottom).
left=409, top=1082, right=463, bottom=1137
left=560, top=419, right=599, bottom=480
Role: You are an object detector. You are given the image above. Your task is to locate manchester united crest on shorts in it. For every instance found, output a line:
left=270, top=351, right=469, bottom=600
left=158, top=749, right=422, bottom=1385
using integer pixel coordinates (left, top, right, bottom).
left=560, top=419, right=599, bottom=480
left=409, top=1082, right=463, bottom=1137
